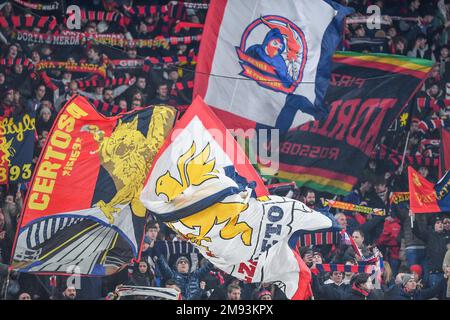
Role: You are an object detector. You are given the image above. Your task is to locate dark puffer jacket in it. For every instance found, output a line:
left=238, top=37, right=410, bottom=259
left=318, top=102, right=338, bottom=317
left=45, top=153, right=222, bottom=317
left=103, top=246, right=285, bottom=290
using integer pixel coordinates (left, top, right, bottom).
left=412, top=216, right=450, bottom=272
left=156, top=255, right=213, bottom=300
left=384, top=279, right=446, bottom=300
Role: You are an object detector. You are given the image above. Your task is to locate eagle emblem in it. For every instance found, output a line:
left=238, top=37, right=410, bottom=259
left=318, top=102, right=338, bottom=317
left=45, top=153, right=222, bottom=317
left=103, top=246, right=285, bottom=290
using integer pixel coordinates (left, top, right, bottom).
left=156, top=142, right=253, bottom=251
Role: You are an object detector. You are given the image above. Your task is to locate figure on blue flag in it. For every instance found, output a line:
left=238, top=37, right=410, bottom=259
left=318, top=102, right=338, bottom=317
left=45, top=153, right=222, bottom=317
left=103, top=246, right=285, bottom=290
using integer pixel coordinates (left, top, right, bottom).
left=245, top=23, right=294, bottom=88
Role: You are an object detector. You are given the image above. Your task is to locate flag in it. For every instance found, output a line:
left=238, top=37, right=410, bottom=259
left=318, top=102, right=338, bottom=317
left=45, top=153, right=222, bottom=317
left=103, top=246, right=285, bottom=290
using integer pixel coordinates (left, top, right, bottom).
left=140, top=96, right=333, bottom=299
left=10, top=96, right=177, bottom=275
left=408, top=166, right=450, bottom=214
left=194, top=0, right=353, bottom=131
left=440, top=127, right=450, bottom=178
left=0, top=112, right=36, bottom=184
left=259, top=52, right=433, bottom=195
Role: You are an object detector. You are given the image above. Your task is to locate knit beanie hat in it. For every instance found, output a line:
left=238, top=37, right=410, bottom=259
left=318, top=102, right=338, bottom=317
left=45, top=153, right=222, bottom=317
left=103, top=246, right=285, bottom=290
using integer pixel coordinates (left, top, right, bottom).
left=410, top=265, right=423, bottom=278
left=401, top=274, right=415, bottom=287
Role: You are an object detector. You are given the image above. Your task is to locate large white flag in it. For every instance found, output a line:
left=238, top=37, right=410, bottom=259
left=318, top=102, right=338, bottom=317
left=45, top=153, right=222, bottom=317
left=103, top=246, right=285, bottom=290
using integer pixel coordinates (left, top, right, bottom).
left=140, top=97, right=332, bottom=299
left=194, top=0, right=353, bottom=131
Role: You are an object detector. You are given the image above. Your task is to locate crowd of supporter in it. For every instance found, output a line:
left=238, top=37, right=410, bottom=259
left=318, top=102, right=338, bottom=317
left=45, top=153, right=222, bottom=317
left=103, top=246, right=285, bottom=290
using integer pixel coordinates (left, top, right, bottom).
left=0, top=0, right=449, bottom=300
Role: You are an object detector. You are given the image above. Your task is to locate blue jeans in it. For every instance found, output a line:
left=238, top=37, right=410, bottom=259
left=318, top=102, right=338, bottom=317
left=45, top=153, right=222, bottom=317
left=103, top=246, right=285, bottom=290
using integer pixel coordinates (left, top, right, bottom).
left=389, top=259, right=400, bottom=278
left=405, top=248, right=426, bottom=268
left=428, top=272, right=444, bottom=288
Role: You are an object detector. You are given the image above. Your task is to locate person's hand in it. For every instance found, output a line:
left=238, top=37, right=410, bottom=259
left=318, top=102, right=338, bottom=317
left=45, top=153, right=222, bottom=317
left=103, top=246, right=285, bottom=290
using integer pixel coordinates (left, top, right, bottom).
left=129, top=76, right=136, bottom=86
left=142, top=243, right=150, bottom=251
left=0, top=231, right=5, bottom=240
left=409, top=209, right=415, bottom=217
left=445, top=266, right=450, bottom=277
left=416, top=279, right=424, bottom=289
left=16, top=189, right=22, bottom=201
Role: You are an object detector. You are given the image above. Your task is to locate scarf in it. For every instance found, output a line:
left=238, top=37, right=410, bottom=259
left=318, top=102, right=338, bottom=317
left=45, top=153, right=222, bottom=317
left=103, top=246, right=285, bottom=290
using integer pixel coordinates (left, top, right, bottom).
left=389, top=192, right=410, bottom=205
left=0, top=15, right=57, bottom=31
left=371, top=144, right=439, bottom=168
left=174, top=22, right=204, bottom=33
left=295, top=230, right=341, bottom=247
left=322, top=199, right=386, bottom=216
left=0, top=57, right=34, bottom=71
left=75, top=75, right=131, bottom=89
left=352, top=283, right=370, bottom=298
left=91, top=100, right=124, bottom=116
left=35, top=61, right=107, bottom=78
left=14, top=30, right=84, bottom=45
left=13, top=0, right=59, bottom=11
left=311, top=264, right=376, bottom=275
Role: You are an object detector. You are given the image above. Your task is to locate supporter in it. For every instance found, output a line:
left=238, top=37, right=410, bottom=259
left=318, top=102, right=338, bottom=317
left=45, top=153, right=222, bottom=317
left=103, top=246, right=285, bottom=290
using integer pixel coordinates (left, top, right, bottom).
left=386, top=273, right=446, bottom=300
left=226, top=284, right=241, bottom=301
left=60, top=285, right=77, bottom=300
left=303, top=189, right=318, bottom=210
left=18, top=292, right=31, bottom=300
left=0, top=86, right=14, bottom=117
left=149, top=82, right=177, bottom=106
left=412, top=214, right=450, bottom=288
left=342, top=273, right=382, bottom=300
left=126, top=260, right=155, bottom=287
left=0, top=0, right=449, bottom=301
left=155, top=255, right=213, bottom=300
left=408, top=34, right=434, bottom=60
left=343, top=259, right=357, bottom=284
left=253, top=282, right=287, bottom=300
left=395, top=205, right=427, bottom=270
left=443, top=238, right=450, bottom=299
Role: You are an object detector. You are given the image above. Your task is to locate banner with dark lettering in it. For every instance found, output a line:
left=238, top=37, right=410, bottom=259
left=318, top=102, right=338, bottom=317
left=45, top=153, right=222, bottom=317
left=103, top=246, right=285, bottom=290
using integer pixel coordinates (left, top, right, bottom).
left=10, top=95, right=177, bottom=276
left=259, top=52, right=432, bottom=195
left=0, top=113, right=36, bottom=184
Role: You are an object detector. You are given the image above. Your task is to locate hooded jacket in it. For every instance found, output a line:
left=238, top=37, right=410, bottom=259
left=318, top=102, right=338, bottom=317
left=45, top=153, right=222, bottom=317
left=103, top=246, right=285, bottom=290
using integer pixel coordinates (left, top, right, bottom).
left=412, top=216, right=450, bottom=272
left=245, top=28, right=293, bottom=88
left=156, top=255, right=213, bottom=300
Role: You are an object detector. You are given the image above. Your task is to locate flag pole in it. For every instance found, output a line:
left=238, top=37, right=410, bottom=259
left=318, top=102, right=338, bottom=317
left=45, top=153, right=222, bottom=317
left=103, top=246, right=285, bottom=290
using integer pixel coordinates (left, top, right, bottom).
left=399, top=130, right=411, bottom=175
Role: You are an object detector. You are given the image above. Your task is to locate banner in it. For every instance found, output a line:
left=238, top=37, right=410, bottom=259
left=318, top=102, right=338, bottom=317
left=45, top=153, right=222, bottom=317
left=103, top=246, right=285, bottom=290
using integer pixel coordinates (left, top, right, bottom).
left=259, top=52, right=433, bottom=195
left=194, top=0, right=353, bottom=131
left=441, top=127, right=450, bottom=178
left=322, top=199, right=386, bottom=216
left=10, top=96, right=177, bottom=275
left=408, top=166, right=450, bottom=214
left=0, top=113, right=36, bottom=184
left=140, top=96, right=334, bottom=300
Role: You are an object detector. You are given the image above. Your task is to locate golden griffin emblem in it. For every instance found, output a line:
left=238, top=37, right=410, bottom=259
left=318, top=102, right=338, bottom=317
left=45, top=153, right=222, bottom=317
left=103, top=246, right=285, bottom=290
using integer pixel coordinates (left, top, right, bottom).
left=0, top=136, right=15, bottom=167
left=156, top=142, right=253, bottom=251
left=81, top=106, right=176, bottom=224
